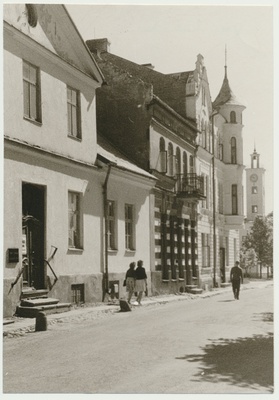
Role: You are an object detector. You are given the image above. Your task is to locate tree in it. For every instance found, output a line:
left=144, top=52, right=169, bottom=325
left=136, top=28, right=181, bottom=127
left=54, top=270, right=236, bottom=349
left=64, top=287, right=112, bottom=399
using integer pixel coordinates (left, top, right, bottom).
left=242, top=213, right=273, bottom=278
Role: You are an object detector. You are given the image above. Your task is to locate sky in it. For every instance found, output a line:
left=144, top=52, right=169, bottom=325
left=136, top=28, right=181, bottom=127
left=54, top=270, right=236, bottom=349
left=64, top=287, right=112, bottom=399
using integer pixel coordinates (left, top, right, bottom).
left=66, top=1, right=275, bottom=215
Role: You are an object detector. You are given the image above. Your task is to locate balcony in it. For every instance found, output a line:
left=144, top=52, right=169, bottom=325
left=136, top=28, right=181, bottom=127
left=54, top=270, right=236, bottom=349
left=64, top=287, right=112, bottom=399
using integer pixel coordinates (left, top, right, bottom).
left=176, top=173, right=206, bottom=200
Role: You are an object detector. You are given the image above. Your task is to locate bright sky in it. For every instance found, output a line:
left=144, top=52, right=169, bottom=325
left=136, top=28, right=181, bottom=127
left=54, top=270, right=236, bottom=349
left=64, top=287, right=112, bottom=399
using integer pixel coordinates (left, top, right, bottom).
left=67, top=1, right=274, bottom=215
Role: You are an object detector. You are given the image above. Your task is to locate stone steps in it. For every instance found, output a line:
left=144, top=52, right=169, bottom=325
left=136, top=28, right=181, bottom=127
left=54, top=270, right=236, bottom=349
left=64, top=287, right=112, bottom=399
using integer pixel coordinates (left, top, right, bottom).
left=16, top=303, right=72, bottom=318
left=185, top=285, right=203, bottom=295
left=17, top=288, right=72, bottom=318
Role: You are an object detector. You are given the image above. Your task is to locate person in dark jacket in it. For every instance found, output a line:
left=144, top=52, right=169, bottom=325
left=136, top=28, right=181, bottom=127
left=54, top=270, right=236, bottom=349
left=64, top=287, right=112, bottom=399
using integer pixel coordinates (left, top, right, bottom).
left=230, top=261, right=243, bottom=300
left=125, top=262, right=136, bottom=304
left=135, top=260, right=147, bottom=305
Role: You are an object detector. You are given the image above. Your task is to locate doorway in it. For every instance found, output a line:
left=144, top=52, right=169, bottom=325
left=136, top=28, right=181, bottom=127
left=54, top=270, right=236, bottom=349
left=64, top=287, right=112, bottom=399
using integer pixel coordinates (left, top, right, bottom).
left=22, top=183, right=46, bottom=289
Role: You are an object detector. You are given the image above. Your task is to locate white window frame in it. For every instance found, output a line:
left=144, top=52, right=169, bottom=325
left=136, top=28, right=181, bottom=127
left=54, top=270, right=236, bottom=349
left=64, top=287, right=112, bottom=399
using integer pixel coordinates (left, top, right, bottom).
left=125, top=204, right=135, bottom=251
left=67, top=86, right=81, bottom=139
left=23, top=60, right=41, bottom=122
left=68, top=191, right=83, bottom=249
left=107, top=200, right=117, bottom=250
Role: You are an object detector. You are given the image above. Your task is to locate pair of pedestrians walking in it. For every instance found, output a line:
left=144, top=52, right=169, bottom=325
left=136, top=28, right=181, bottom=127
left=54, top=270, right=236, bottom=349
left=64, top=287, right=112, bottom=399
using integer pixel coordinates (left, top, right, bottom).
left=124, top=260, right=147, bottom=305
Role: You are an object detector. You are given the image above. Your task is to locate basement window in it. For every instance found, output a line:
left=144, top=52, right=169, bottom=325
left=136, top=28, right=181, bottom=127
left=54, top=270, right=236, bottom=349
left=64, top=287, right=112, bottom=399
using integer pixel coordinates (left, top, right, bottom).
left=71, top=284, right=85, bottom=304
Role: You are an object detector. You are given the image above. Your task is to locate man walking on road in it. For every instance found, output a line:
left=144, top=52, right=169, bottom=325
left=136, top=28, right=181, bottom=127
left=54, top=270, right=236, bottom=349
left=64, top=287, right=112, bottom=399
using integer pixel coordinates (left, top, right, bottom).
left=230, top=261, right=243, bottom=300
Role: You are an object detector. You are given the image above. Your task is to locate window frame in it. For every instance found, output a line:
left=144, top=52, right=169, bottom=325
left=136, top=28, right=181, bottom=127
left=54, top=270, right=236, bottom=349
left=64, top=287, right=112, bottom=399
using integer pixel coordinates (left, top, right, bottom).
left=125, top=203, right=135, bottom=251
left=252, top=186, right=258, bottom=194
left=107, top=200, right=117, bottom=251
left=231, top=137, right=237, bottom=164
left=68, top=191, right=83, bottom=250
left=67, top=86, right=82, bottom=139
left=232, top=184, right=238, bottom=215
left=201, top=233, right=210, bottom=268
left=23, top=60, right=41, bottom=123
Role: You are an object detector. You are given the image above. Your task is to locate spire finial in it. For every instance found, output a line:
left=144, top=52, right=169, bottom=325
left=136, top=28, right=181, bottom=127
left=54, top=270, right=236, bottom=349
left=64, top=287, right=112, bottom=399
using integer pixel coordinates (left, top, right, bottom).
left=254, top=140, right=257, bottom=153
left=225, top=44, right=227, bottom=79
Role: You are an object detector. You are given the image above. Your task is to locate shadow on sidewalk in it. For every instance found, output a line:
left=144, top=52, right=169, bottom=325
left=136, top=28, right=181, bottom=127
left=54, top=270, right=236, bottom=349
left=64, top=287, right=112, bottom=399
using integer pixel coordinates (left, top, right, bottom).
left=176, top=330, right=273, bottom=392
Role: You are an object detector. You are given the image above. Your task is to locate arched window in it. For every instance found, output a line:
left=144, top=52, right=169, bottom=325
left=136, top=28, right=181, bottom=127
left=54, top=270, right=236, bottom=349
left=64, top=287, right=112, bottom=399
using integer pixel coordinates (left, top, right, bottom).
left=231, top=137, right=237, bottom=164
left=189, top=155, right=194, bottom=173
left=230, top=111, right=236, bottom=123
left=183, top=152, right=188, bottom=175
left=176, top=147, right=181, bottom=176
left=201, top=120, right=206, bottom=149
left=159, top=137, right=165, bottom=152
left=232, top=184, right=238, bottom=215
left=159, top=137, right=167, bottom=173
left=219, top=144, right=224, bottom=161
left=168, top=142, right=174, bottom=176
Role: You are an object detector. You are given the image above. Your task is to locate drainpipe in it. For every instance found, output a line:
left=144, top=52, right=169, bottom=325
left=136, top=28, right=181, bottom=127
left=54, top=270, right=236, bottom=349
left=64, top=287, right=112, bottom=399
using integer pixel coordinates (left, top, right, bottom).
left=103, top=164, right=112, bottom=300
left=211, top=111, right=219, bottom=288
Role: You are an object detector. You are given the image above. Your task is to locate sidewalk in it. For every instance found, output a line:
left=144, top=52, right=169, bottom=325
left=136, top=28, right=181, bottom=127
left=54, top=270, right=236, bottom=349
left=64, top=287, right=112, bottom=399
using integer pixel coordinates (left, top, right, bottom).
left=3, top=279, right=273, bottom=338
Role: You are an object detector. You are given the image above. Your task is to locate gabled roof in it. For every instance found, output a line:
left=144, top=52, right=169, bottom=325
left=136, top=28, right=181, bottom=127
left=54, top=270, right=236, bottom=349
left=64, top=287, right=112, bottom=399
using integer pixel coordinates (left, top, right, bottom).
left=86, top=41, right=194, bottom=120
left=97, top=135, right=156, bottom=180
left=3, top=4, right=104, bottom=84
left=213, top=67, right=243, bottom=108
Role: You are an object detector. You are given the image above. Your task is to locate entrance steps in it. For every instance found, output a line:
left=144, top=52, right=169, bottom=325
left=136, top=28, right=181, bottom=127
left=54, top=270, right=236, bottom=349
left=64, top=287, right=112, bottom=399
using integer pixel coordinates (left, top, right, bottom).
left=16, top=288, right=72, bottom=318
left=185, top=285, right=203, bottom=295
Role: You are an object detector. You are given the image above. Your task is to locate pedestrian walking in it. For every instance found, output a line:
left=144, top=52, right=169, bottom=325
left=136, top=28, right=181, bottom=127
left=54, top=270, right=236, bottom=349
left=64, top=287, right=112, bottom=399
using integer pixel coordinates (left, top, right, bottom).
left=135, top=260, right=147, bottom=305
left=124, top=262, right=136, bottom=304
left=230, top=261, right=243, bottom=300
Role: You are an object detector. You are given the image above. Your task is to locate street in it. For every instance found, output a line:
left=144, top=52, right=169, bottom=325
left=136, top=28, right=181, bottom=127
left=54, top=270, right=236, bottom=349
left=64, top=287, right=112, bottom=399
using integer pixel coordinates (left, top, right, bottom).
left=3, top=283, right=273, bottom=394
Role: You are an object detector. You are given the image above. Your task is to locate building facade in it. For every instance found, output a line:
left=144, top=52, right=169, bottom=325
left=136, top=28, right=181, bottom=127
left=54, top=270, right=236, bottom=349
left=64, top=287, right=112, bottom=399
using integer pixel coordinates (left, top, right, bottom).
left=86, top=39, right=246, bottom=292
left=3, top=4, right=155, bottom=316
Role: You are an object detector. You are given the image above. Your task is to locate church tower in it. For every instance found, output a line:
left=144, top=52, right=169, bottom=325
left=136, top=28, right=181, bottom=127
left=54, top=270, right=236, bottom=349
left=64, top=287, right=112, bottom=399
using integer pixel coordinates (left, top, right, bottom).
left=246, top=147, right=265, bottom=221
left=212, top=61, right=246, bottom=229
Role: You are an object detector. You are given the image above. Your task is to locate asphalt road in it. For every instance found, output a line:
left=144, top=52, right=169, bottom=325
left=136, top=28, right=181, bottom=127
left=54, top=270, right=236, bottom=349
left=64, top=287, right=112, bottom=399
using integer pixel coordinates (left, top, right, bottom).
left=3, top=284, right=273, bottom=395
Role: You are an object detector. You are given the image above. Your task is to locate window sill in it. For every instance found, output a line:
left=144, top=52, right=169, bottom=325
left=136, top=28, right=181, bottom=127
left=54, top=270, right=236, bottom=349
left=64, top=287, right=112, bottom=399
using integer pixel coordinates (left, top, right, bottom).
left=68, top=134, right=82, bottom=142
left=67, top=247, right=84, bottom=253
left=108, top=249, right=118, bottom=254
left=23, top=116, right=42, bottom=126
left=125, top=249, right=136, bottom=254
left=162, top=279, right=169, bottom=283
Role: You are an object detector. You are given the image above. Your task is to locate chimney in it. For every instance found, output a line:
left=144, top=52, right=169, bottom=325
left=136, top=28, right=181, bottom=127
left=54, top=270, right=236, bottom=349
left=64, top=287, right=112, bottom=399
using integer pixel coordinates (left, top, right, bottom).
left=141, top=63, right=155, bottom=70
left=86, top=38, right=110, bottom=57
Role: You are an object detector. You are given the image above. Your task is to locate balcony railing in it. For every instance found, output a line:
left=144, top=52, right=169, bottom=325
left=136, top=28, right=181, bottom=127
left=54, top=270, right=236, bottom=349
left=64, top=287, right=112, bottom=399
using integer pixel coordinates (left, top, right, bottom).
left=176, top=173, right=205, bottom=200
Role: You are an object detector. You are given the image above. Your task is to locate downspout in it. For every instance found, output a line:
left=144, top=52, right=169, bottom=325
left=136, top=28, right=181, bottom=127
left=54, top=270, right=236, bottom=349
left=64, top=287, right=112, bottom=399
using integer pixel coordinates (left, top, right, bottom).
left=103, top=163, right=112, bottom=301
left=211, top=111, right=219, bottom=287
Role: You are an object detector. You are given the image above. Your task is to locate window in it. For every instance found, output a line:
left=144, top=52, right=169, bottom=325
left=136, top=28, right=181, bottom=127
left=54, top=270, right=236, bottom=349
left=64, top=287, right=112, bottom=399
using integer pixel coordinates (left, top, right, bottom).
left=231, top=137, right=237, bottom=164
left=189, top=155, right=194, bottom=173
left=218, top=182, right=224, bottom=214
left=107, top=200, right=117, bottom=250
left=168, top=143, right=174, bottom=176
left=176, top=147, right=181, bottom=176
left=183, top=152, right=188, bottom=175
left=232, top=184, right=238, bottom=215
left=67, top=86, right=81, bottom=138
left=159, top=137, right=167, bottom=173
left=252, top=186, right=258, bottom=194
left=202, top=233, right=210, bottom=267
left=230, top=111, right=236, bottom=123
left=252, top=205, right=258, bottom=213
left=71, top=284, right=84, bottom=304
left=68, top=191, right=82, bottom=249
left=125, top=204, right=135, bottom=251
left=23, top=60, right=41, bottom=122
left=219, top=144, right=223, bottom=161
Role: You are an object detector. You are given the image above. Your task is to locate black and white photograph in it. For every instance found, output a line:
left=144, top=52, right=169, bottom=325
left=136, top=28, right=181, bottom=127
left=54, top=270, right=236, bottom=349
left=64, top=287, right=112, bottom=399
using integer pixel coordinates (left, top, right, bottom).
left=1, top=1, right=276, bottom=398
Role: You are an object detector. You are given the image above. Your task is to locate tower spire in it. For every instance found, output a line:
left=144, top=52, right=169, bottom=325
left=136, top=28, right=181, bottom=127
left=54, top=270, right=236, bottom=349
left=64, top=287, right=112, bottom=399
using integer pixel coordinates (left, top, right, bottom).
left=225, top=44, right=227, bottom=79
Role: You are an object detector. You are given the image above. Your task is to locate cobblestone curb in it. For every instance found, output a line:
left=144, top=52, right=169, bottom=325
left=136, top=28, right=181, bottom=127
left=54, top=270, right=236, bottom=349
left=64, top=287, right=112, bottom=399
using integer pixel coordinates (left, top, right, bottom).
left=3, top=280, right=273, bottom=339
